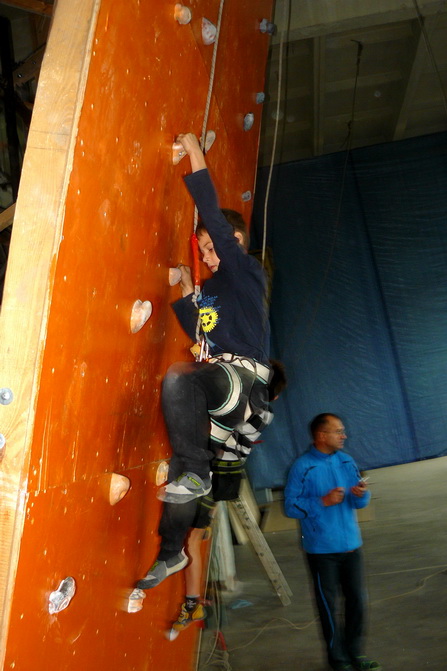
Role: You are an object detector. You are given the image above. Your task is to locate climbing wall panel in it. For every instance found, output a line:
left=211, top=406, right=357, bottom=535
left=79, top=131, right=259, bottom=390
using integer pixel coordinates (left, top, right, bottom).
left=0, top=0, right=273, bottom=669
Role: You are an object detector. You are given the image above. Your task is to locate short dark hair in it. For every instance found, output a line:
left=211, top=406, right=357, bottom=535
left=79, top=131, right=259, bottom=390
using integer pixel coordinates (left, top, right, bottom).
left=197, top=208, right=249, bottom=248
left=268, top=359, right=287, bottom=401
left=309, top=413, right=341, bottom=439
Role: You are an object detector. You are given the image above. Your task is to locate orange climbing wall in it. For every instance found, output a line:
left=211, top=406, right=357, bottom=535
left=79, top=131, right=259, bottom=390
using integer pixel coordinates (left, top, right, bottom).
left=0, top=0, right=273, bottom=669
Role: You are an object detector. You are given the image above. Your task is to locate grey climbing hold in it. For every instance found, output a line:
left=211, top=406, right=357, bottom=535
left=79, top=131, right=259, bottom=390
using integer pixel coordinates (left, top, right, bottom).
left=0, top=388, right=13, bottom=405
left=259, top=19, right=276, bottom=35
left=243, top=113, right=254, bottom=131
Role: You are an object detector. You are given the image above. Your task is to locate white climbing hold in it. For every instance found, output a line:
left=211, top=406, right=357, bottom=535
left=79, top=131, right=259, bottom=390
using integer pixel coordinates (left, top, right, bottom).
left=169, top=267, right=182, bottom=285
left=166, top=626, right=180, bottom=641
left=202, top=17, right=217, bottom=45
left=109, top=473, right=131, bottom=505
left=174, top=3, right=192, bottom=24
left=49, top=577, right=76, bottom=614
left=130, top=299, right=152, bottom=333
left=156, top=461, right=170, bottom=486
left=127, top=588, right=146, bottom=613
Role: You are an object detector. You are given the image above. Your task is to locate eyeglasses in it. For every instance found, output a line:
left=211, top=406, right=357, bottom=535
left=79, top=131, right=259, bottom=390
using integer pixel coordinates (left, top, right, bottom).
left=322, top=430, right=346, bottom=435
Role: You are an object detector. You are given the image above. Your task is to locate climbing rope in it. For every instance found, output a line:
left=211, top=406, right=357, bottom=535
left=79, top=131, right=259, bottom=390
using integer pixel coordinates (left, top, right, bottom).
left=192, top=0, right=226, bottom=354
left=281, top=38, right=364, bottom=368
left=194, top=0, right=226, bottom=233
left=261, top=0, right=290, bottom=267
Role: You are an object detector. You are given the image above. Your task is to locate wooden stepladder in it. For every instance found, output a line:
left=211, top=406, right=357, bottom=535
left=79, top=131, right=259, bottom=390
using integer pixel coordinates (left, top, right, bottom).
left=229, top=496, right=292, bottom=606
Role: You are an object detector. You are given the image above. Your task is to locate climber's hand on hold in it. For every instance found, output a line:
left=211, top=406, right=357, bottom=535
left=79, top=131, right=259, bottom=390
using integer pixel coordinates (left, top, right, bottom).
left=176, top=133, right=206, bottom=173
left=177, top=263, right=194, bottom=296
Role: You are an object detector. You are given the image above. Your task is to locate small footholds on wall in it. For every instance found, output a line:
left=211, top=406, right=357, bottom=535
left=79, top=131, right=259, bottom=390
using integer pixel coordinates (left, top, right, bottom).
left=174, top=3, right=191, bottom=24
left=172, top=141, right=186, bottom=165
left=127, top=588, right=146, bottom=613
left=0, top=433, right=5, bottom=462
left=48, top=577, right=76, bottom=614
left=0, top=388, right=13, bottom=405
left=204, top=129, right=216, bottom=153
left=108, top=473, right=131, bottom=506
left=169, top=267, right=182, bottom=285
left=202, top=17, right=217, bottom=45
left=241, top=191, right=252, bottom=202
left=259, top=18, right=277, bottom=35
left=166, top=626, right=181, bottom=641
left=130, top=299, right=152, bottom=333
left=243, top=113, right=254, bottom=131
left=156, top=461, right=170, bottom=486
left=256, top=92, right=265, bottom=104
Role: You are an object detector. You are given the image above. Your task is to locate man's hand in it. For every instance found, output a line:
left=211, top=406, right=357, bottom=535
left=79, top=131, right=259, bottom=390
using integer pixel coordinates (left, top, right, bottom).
left=177, top=263, right=194, bottom=297
left=322, top=487, right=345, bottom=506
left=351, top=482, right=367, bottom=498
left=176, top=133, right=207, bottom=173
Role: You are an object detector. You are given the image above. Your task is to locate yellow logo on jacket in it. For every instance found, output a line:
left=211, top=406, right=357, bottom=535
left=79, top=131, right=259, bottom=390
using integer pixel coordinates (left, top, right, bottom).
left=199, top=305, right=219, bottom=332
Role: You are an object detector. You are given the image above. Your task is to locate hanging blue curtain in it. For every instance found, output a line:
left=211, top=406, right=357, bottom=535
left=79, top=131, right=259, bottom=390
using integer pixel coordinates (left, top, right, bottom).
left=248, top=131, right=447, bottom=489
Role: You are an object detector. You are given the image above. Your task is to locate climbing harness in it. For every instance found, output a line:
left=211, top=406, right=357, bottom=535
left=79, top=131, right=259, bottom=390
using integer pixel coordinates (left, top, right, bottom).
left=207, top=353, right=271, bottom=384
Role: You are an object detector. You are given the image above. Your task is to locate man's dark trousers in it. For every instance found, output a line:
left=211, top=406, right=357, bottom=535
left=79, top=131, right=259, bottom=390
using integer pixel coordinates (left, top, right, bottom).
left=307, top=548, right=365, bottom=669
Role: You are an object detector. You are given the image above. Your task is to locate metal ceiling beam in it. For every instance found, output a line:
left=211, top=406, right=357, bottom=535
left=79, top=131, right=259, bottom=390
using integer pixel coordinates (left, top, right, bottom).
left=393, top=16, right=437, bottom=140
left=312, top=35, right=325, bottom=155
left=272, top=0, right=447, bottom=40
left=262, top=106, right=394, bottom=141
left=266, top=64, right=410, bottom=103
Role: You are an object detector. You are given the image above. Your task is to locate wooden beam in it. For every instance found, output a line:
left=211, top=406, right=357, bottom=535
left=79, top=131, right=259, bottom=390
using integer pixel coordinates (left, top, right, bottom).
left=0, top=203, right=15, bottom=231
left=0, top=0, right=53, bottom=17
left=13, top=45, right=45, bottom=87
left=0, top=0, right=101, bottom=662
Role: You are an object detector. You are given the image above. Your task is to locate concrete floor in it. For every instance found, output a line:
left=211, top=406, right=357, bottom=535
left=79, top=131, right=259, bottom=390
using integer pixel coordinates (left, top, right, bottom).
left=198, top=456, right=447, bottom=671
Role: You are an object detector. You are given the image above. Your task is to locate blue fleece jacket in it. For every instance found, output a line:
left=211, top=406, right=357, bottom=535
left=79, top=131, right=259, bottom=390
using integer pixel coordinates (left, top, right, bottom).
left=284, top=446, right=370, bottom=554
left=172, top=169, right=270, bottom=365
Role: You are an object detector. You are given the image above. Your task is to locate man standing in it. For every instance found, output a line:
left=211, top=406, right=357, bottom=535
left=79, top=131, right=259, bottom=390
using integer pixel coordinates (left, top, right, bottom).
left=284, top=413, right=381, bottom=671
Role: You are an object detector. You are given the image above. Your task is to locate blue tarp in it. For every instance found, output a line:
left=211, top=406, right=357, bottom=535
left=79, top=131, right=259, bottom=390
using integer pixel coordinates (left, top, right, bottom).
left=248, top=132, right=447, bottom=489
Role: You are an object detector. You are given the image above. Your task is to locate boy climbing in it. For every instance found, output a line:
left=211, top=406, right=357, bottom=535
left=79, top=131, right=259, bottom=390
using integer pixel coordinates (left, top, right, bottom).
left=167, top=360, right=287, bottom=640
left=136, top=132, right=271, bottom=589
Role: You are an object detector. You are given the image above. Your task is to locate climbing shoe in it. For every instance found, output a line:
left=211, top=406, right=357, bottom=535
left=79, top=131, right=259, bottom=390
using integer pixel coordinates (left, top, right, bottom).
left=136, top=550, right=188, bottom=589
left=166, top=602, right=206, bottom=641
left=157, top=472, right=212, bottom=503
